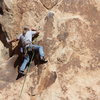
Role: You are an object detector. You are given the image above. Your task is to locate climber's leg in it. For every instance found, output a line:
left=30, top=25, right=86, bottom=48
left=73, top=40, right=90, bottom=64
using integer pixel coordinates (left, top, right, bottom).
left=19, top=55, right=30, bottom=73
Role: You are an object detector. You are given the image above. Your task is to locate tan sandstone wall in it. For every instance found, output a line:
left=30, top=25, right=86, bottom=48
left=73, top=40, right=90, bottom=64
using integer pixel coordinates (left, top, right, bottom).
left=0, top=0, right=100, bottom=100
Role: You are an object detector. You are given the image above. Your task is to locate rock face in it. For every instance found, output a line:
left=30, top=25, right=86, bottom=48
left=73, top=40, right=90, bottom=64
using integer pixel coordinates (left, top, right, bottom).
left=0, top=0, right=100, bottom=100
left=40, top=0, right=58, bottom=9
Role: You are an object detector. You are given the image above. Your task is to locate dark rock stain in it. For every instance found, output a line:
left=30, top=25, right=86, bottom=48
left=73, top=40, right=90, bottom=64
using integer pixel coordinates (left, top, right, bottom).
left=57, top=32, right=68, bottom=42
left=38, top=71, right=57, bottom=91
left=44, top=71, right=57, bottom=89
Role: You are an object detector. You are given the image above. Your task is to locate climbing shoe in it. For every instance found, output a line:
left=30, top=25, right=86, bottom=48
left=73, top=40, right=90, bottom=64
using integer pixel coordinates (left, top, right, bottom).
left=16, top=73, right=25, bottom=80
left=16, top=71, right=25, bottom=80
left=40, top=56, right=48, bottom=64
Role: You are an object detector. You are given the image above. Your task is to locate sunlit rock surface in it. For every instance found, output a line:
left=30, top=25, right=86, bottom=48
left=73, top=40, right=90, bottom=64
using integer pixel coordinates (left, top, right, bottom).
left=0, top=0, right=100, bottom=100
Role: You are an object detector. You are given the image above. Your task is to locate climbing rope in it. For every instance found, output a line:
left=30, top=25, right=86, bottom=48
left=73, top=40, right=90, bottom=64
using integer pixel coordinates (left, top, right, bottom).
left=19, top=50, right=35, bottom=99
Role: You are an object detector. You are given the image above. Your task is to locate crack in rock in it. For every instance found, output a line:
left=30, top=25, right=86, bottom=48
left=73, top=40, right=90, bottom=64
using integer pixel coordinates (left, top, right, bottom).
left=40, top=0, right=58, bottom=10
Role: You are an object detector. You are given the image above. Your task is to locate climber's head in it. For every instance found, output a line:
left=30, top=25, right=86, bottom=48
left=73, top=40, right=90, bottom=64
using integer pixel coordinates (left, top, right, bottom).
left=23, top=26, right=29, bottom=34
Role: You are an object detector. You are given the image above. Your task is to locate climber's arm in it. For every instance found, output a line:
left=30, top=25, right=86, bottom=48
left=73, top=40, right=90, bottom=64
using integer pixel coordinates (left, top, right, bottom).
left=6, top=38, right=19, bottom=44
left=10, top=38, right=19, bottom=43
left=6, top=33, right=21, bottom=44
left=31, top=29, right=40, bottom=37
left=34, top=31, right=39, bottom=37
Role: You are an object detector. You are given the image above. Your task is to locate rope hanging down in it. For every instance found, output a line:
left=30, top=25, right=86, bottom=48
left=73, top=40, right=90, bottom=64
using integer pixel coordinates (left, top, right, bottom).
left=19, top=50, right=35, bottom=99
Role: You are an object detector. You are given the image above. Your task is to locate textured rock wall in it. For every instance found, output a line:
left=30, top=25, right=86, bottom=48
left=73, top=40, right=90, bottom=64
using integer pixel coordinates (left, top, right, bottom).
left=0, top=0, right=100, bottom=100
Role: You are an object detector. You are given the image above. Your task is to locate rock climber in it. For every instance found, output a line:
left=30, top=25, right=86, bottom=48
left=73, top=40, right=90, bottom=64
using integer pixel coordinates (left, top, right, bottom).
left=7, top=26, right=47, bottom=75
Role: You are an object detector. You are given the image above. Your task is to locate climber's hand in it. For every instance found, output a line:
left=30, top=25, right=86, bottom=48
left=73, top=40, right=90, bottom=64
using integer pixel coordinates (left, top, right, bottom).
left=6, top=38, right=11, bottom=43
